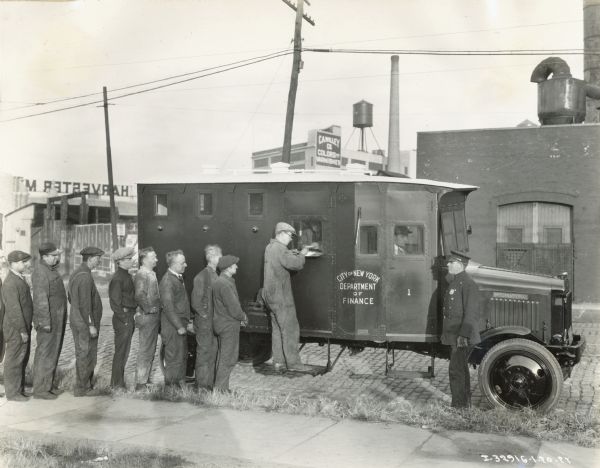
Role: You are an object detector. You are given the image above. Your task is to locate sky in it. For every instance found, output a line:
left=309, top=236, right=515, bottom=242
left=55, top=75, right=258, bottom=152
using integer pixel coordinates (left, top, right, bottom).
left=0, top=0, right=585, bottom=184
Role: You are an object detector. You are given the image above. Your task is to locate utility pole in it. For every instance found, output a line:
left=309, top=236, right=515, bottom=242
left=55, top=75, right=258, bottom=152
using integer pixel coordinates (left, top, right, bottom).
left=102, top=86, right=119, bottom=252
left=281, top=0, right=315, bottom=163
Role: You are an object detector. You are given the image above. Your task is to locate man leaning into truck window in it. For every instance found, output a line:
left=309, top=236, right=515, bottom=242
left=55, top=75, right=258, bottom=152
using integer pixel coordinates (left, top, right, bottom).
left=263, top=222, right=311, bottom=372
left=441, top=250, right=482, bottom=409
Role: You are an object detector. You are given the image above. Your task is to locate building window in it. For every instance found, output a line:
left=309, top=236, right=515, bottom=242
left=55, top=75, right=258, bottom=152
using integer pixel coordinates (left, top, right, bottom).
left=197, top=193, right=213, bottom=216
left=248, top=193, right=264, bottom=216
left=545, top=227, right=563, bottom=244
left=506, top=227, right=523, bottom=244
left=393, top=225, right=424, bottom=255
left=359, top=225, right=378, bottom=255
left=253, top=158, right=269, bottom=168
left=154, top=194, right=168, bottom=216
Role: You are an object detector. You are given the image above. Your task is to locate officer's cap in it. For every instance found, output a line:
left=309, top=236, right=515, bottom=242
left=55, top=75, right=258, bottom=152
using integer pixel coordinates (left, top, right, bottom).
left=447, top=250, right=470, bottom=266
left=7, top=250, right=31, bottom=263
left=111, top=246, right=135, bottom=262
left=80, top=246, right=105, bottom=257
left=217, top=255, right=239, bottom=271
left=39, top=242, right=62, bottom=256
left=275, top=222, right=296, bottom=236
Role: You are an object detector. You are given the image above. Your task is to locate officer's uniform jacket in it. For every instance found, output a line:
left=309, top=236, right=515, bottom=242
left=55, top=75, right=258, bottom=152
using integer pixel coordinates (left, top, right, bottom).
left=32, top=259, right=67, bottom=329
left=109, top=267, right=136, bottom=315
left=212, top=275, right=246, bottom=329
left=134, top=267, right=161, bottom=314
left=68, top=263, right=103, bottom=329
left=191, top=266, right=218, bottom=322
left=441, top=270, right=481, bottom=346
left=1, top=270, right=33, bottom=334
left=263, top=239, right=305, bottom=307
left=159, top=270, right=190, bottom=330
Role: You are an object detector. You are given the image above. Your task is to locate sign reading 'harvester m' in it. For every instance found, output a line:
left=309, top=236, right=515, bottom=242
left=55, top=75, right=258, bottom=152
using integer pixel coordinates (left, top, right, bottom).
left=23, top=179, right=134, bottom=197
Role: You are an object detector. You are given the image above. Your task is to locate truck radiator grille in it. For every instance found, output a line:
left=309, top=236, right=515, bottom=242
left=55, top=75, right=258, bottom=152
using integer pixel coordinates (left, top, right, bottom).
left=489, top=298, right=542, bottom=333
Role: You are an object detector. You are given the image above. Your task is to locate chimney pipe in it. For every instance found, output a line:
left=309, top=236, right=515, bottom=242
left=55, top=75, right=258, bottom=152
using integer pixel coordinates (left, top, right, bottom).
left=387, top=55, right=402, bottom=173
left=584, top=0, right=600, bottom=122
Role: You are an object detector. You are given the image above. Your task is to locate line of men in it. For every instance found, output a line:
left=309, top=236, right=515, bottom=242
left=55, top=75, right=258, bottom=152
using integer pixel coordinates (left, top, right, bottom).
left=0, top=220, right=311, bottom=400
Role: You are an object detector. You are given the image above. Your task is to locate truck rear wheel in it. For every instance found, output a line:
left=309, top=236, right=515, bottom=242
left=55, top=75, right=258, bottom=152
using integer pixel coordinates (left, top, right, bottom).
left=478, top=338, right=562, bottom=412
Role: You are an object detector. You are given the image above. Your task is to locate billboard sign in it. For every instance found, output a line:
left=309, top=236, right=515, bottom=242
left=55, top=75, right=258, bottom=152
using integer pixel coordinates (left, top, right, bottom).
left=316, top=131, right=341, bottom=167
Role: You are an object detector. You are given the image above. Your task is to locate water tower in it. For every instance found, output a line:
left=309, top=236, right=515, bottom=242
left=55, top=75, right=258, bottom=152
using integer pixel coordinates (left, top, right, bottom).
left=353, top=100, right=373, bottom=152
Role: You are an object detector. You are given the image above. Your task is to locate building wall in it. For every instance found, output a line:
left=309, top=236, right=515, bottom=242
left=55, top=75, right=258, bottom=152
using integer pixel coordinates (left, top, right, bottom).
left=417, top=123, right=600, bottom=302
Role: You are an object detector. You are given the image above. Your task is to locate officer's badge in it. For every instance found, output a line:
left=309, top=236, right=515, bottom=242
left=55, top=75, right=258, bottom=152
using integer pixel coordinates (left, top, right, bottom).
left=449, top=289, right=455, bottom=295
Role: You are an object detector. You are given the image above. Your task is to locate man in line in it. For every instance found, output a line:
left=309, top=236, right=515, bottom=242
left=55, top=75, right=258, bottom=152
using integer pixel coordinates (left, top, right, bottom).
left=441, top=250, right=482, bottom=409
left=212, top=255, right=247, bottom=393
left=1, top=251, right=33, bottom=401
left=191, top=244, right=222, bottom=391
left=0, top=249, right=6, bottom=367
left=133, top=247, right=161, bottom=391
left=32, top=242, right=67, bottom=400
left=109, top=247, right=137, bottom=389
left=68, top=247, right=104, bottom=397
left=263, top=222, right=310, bottom=372
left=159, top=249, right=190, bottom=389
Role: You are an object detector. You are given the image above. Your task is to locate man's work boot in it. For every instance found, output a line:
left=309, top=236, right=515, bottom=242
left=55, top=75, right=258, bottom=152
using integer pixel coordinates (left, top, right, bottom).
left=34, top=392, right=58, bottom=400
left=7, top=394, right=29, bottom=402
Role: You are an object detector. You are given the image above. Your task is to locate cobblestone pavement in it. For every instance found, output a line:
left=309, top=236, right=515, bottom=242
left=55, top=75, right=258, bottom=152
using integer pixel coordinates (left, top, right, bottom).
left=2, top=297, right=599, bottom=418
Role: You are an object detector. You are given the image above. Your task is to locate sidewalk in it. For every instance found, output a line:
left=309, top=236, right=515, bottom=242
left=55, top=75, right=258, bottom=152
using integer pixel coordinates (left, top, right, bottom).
left=574, top=303, right=600, bottom=323
left=0, top=394, right=598, bottom=467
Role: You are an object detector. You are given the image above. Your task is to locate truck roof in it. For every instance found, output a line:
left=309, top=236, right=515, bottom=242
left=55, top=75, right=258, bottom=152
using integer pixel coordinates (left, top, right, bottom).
left=137, top=170, right=478, bottom=191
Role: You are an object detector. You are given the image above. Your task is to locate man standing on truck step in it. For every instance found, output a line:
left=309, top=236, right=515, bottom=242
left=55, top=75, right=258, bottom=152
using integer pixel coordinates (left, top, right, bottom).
left=109, top=246, right=137, bottom=389
left=263, top=222, right=310, bottom=372
left=191, top=244, right=222, bottom=391
left=32, top=242, right=67, bottom=400
left=133, top=247, right=161, bottom=391
left=159, top=249, right=191, bottom=389
left=2, top=250, right=33, bottom=402
left=212, top=255, right=247, bottom=392
left=68, top=246, right=104, bottom=397
left=441, top=250, right=482, bottom=409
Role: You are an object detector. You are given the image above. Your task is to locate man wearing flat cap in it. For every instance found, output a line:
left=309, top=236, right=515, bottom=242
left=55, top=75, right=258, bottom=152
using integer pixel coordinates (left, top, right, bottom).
left=212, top=255, right=247, bottom=392
left=68, top=246, right=104, bottom=397
left=441, top=250, right=482, bottom=409
left=32, top=242, right=67, bottom=400
left=263, top=222, right=310, bottom=372
left=2, top=250, right=33, bottom=401
left=109, top=246, right=137, bottom=389
left=159, top=249, right=191, bottom=389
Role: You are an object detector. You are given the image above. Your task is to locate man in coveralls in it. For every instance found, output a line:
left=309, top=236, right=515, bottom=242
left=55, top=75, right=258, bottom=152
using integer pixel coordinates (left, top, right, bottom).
left=441, top=250, right=481, bottom=408
left=159, top=249, right=190, bottom=389
left=0, top=249, right=7, bottom=368
left=191, top=244, right=222, bottom=391
left=2, top=250, right=33, bottom=401
left=212, top=255, right=247, bottom=392
left=68, top=246, right=104, bottom=397
left=263, top=222, right=310, bottom=372
left=32, top=242, right=67, bottom=399
left=109, top=246, right=137, bottom=389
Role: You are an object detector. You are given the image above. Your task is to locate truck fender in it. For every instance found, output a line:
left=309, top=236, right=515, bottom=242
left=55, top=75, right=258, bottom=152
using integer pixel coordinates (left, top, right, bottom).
left=469, top=326, right=542, bottom=365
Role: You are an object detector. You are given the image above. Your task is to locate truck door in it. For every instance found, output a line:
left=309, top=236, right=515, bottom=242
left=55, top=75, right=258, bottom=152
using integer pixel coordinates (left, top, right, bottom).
left=384, top=187, right=437, bottom=342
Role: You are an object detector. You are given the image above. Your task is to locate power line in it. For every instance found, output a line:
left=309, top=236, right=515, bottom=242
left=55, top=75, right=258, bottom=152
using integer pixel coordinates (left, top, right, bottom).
left=304, top=47, right=595, bottom=56
left=0, top=51, right=293, bottom=123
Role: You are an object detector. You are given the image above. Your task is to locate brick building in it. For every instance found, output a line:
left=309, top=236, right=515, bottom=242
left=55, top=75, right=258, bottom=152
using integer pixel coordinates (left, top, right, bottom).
left=417, top=123, right=600, bottom=302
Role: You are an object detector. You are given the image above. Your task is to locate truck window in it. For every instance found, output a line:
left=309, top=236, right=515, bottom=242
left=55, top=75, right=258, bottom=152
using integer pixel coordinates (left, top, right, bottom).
left=248, top=193, right=264, bottom=216
left=441, top=209, right=468, bottom=252
left=393, top=224, right=424, bottom=255
left=154, top=194, right=168, bottom=216
left=197, top=192, right=213, bottom=216
left=359, top=225, right=378, bottom=255
left=292, top=218, right=323, bottom=253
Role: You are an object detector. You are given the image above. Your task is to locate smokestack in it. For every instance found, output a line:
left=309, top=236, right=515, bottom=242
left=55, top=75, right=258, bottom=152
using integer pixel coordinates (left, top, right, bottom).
left=387, top=55, right=401, bottom=172
left=584, top=0, right=600, bottom=122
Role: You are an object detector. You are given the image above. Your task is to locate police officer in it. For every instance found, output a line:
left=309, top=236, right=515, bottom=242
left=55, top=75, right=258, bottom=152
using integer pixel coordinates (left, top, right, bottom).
left=68, top=246, right=104, bottom=397
left=263, top=222, right=310, bottom=372
left=159, top=249, right=191, bottom=389
left=32, top=242, right=67, bottom=399
left=2, top=251, right=33, bottom=401
left=212, top=255, right=247, bottom=392
left=191, top=244, right=222, bottom=391
left=133, top=247, right=161, bottom=390
left=441, top=250, right=481, bottom=409
left=109, top=246, right=137, bottom=389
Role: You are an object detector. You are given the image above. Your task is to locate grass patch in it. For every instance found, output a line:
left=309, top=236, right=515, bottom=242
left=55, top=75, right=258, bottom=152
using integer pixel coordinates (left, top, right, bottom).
left=0, top=432, right=189, bottom=468
left=124, top=384, right=600, bottom=448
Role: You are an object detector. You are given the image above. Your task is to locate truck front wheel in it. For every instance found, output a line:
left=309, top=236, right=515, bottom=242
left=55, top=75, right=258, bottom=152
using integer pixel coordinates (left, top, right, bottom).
left=478, top=338, right=563, bottom=412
